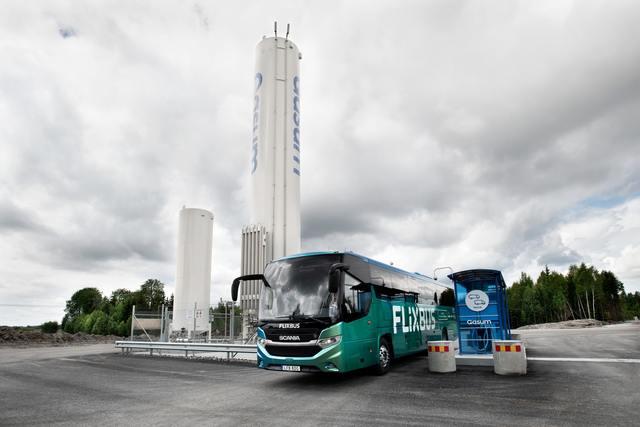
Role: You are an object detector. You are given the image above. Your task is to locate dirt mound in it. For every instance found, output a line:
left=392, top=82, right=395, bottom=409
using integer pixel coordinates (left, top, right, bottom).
left=0, top=326, right=122, bottom=347
left=517, top=319, right=605, bottom=330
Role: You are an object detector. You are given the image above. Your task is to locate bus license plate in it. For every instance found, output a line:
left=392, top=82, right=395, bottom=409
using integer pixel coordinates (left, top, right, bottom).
left=282, top=365, right=300, bottom=372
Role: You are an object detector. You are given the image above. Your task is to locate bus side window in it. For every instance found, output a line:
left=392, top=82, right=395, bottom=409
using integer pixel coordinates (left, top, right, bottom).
left=405, top=293, right=417, bottom=304
left=344, top=274, right=371, bottom=320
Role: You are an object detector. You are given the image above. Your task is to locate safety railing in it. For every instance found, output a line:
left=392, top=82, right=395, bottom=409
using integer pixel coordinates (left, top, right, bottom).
left=115, top=341, right=257, bottom=361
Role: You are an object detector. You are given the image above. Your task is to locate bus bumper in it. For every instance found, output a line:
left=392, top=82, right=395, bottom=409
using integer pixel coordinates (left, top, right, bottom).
left=256, top=343, right=344, bottom=373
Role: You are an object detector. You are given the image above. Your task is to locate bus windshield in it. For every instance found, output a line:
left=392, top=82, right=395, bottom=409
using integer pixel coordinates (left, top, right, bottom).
left=259, top=255, right=340, bottom=321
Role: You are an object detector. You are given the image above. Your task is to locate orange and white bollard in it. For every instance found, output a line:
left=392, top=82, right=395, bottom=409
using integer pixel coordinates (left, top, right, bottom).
left=428, top=340, right=456, bottom=373
left=493, top=340, right=527, bottom=375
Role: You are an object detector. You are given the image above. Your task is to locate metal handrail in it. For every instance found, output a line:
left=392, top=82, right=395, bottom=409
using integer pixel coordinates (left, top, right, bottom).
left=115, top=340, right=257, bottom=360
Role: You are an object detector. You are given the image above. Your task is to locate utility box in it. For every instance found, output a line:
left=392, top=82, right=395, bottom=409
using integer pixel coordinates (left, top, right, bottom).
left=448, top=269, right=511, bottom=355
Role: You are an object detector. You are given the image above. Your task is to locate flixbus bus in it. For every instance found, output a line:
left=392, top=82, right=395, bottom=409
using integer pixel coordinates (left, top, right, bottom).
left=231, top=251, right=457, bottom=374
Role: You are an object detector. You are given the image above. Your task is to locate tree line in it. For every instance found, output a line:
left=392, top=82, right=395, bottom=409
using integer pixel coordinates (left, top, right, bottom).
left=507, top=263, right=640, bottom=328
left=61, top=279, right=170, bottom=336
left=55, top=265, right=639, bottom=335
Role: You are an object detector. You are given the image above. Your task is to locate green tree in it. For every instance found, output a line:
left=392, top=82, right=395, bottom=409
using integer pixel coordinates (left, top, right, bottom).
left=508, top=272, right=534, bottom=328
left=67, top=314, right=87, bottom=334
left=91, top=311, right=109, bottom=335
left=522, top=286, right=543, bottom=325
left=622, top=291, right=640, bottom=319
left=209, top=300, right=243, bottom=337
left=137, top=279, right=166, bottom=310
left=509, top=263, right=626, bottom=327
left=565, top=275, right=578, bottom=319
left=64, top=288, right=103, bottom=319
left=110, top=288, right=132, bottom=306
left=600, top=271, right=624, bottom=321
left=82, top=311, right=100, bottom=333
left=41, top=321, right=59, bottom=333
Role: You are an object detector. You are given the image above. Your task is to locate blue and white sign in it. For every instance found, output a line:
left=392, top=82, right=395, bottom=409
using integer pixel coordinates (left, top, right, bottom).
left=465, top=290, right=489, bottom=312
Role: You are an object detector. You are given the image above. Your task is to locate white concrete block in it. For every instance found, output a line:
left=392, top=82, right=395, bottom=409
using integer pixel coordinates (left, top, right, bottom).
left=493, top=340, right=527, bottom=375
left=428, top=340, right=456, bottom=373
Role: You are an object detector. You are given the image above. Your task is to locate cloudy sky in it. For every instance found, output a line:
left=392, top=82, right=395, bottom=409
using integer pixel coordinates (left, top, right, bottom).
left=2, top=0, right=640, bottom=325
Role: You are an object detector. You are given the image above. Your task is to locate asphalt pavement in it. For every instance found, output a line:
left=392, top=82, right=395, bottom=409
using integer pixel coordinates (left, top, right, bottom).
left=0, top=323, right=638, bottom=426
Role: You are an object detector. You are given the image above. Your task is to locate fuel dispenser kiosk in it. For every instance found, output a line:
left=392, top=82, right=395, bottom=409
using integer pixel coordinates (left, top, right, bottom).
left=448, top=269, right=511, bottom=354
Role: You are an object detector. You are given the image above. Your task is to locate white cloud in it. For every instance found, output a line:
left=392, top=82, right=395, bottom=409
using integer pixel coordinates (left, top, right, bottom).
left=1, top=0, right=640, bottom=325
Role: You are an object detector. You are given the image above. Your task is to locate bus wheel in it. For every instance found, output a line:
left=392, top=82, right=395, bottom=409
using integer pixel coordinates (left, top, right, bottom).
left=375, top=339, right=392, bottom=375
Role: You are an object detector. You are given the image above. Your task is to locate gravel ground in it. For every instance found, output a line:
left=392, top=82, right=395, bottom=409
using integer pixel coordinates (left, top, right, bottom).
left=0, top=326, right=122, bottom=347
left=0, top=323, right=638, bottom=426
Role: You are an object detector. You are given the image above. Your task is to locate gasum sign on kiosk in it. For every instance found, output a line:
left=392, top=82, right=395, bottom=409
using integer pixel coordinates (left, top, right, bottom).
left=465, top=290, right=489, bottom=312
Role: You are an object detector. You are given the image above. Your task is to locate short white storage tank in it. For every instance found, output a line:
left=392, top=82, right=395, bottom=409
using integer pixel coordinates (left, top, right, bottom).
left=172, top=207, right=213, bottom=335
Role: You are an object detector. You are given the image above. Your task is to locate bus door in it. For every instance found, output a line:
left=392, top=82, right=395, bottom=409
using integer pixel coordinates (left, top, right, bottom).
left=405, top=294, right=422, bottom=350
left=343, top=277, right=376, bottom=368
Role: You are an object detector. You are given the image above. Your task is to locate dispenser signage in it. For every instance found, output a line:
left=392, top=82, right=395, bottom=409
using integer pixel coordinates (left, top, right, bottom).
left=465, top=290, right=489, bottom=312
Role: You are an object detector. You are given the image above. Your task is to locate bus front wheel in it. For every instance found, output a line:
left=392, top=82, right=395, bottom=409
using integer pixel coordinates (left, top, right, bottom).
left=375, top=339, right=392, bottom=375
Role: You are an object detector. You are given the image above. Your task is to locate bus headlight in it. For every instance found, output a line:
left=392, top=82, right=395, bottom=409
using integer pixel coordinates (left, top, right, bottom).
left=257, top=338, right=267, bottom=346
left=317, top=335, right=342, bottom=348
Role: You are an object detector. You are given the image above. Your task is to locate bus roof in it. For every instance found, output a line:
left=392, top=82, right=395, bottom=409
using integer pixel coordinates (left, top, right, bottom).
left=276, top=251, right=452, bottom=288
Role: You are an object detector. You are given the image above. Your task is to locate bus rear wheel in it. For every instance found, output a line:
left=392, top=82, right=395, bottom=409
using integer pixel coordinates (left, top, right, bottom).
left=375, top=339, right=392, bottom=375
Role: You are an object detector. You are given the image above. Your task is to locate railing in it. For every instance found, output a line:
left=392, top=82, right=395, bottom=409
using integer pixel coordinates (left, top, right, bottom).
left=115, top=341, right=257, bottom=361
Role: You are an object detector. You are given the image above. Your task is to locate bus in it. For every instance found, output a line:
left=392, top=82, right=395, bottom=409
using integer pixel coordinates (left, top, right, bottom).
left=231, top=251, right=457, bottom=374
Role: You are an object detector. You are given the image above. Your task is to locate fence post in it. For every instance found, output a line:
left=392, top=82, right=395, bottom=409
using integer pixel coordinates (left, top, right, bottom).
left=160, top=303, right=165, bottom=341
left=193, top=302, right=197, bottom=341
left=230, top=305, right=235, bottom=343
left=224, top=304, right=228, bottom=341
left=130, top=305, right=136, bottom=341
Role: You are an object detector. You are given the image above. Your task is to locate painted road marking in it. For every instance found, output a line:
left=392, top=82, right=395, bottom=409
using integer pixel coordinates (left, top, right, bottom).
left=528, top=357, right=640, bottom=364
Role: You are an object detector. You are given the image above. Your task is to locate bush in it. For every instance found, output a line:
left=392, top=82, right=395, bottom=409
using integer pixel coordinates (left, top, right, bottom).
left=91, top=312, right=108, bottom=335
left=41, top=321, right=59, bottom=333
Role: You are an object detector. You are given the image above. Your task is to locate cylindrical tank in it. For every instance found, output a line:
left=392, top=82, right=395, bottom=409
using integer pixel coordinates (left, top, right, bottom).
left=173, top=207, right=213, bottom=334
left=249, top=36, right=301, bottom=260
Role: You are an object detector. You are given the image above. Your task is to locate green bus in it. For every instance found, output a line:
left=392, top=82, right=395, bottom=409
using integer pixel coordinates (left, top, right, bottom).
left=231, top=251, right=457, bottom=374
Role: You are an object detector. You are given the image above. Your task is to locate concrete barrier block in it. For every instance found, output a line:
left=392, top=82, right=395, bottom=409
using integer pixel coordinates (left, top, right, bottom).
left=493, top=340, right=526, bottom=375
left=428, top=340, right=456, bottom=373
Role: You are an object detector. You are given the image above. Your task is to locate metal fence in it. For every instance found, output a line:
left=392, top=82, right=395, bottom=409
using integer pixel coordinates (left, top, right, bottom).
left=115, top=340, right=257, bottom=361
left=128, top=304, right=255, bottom=344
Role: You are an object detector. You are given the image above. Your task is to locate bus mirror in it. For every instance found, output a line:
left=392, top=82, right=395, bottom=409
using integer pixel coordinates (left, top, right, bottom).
left=231, top=278, right=241, bottom=302
left=231, top=274, right=269, bottom=302
left=328, top=263, right=349, bottom=293
left=329, top=270, right=340, bottom=293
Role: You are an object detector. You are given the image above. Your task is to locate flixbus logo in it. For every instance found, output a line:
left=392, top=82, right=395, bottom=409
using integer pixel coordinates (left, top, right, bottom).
left=276, top=323, right=300, bottom=329
left=392, top=305, right=435, bottom=334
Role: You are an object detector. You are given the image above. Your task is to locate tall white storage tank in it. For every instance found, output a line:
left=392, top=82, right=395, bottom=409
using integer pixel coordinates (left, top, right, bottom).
left=173, top=207, right=213, bottom=334
left=249, top=35, right=302, bottom=260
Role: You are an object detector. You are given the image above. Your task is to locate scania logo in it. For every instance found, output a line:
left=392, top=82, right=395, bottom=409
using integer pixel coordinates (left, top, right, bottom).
left=280, top=336, right=300, bottom=341
left=277, top=323, right=300, bottom=329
